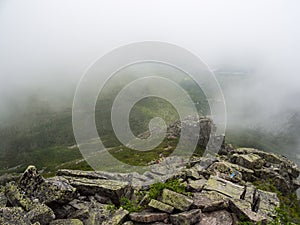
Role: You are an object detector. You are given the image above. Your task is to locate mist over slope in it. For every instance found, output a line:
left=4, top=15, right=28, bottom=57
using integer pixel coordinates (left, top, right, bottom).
left=0, top=1, right=299, bottom=174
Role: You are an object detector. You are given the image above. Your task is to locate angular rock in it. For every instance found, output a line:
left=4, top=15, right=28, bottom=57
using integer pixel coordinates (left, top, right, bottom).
left=148, top=199, right=174, bottom=213
left=50, top=219, right=83, bottom=225
left=5, top=182, right=35, bottom=211
left=0, top=207, right=31, bottom=225
left=198, top=210, right=233, bottom=225
left=185, top=166, right=202, bottom=180
left=202, top=200, right=227, bottom=212
left=170, top=209, right=201, bottom=225
left=161, top=189, right=193, bottom=211
left=129, top=211, right=168, bottom=223
left=256, top=189, right=280, bottom=218
left=26, top=203, right=55, bottom=225
left=207, top=161, right=243, bottom=183
left=203, top=176, right=244, bottom=199
left=192, top=193, right=227, bottom=212
left=188, top=179, right=207, bottom=192
left=19, top=166, right=76, bottom=204
left=63, top=176, right=131, bottom=205
left=67, top=199, right=110, bottom=224
left=102, top=208, right=129, bottom=225
left=231, top=153, right=264, bottom=170
left=254, top=168, right=291, bottom=194
left=228, top=199, right=267, bottom=224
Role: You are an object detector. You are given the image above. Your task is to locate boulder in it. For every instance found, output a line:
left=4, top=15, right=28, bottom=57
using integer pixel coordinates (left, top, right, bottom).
left=206, top=161, right=243, bottom=183
left=129, top=211, right=168, bottom=223
left=256, top=189, right=280, bottom=218
left=185, top=167, right=202, bottom=180
left=19, top=166, right=76, bottom=204
left=148, top=199, right=174, bottom=213
left=63, top=176, right=131, bottom=205
left=188, top=179, right=207, bottom=192
left=231, top=153, right=264, bottom=170
left=192, top=193, right=227, bottom=212
left=228, top=199, right=267, bottom=224
left=161, top=189, right=193, bottom=211
left=5, top=182, right=35, bottom=211
left=203, top=176, right=244, bottom=199
left=0, top=207, right=31, bottom=225
left=26, top=203, right=55, bottom=225
left=254, top=168, right=291, bottom=194
left=170, top=209, right=201, bottom=225
left=67, top=199, right=110, bottom=224
left=198, top=210, right=233, bottom=225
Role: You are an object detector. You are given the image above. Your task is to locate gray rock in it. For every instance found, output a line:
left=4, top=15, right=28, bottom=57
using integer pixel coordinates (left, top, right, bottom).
left=206, top=161, right=244, bottom=183
left=63, top=176, right=131, bottom=205
left=203, top=176, right=244, bottom=199
left=202, top=200, right=228, bottom=213
left=256, top=189, right=280, bottom=218
left=5, top=182, right=35, bottom=211
left=129, top=211, right=168, bottom=223
left=0, top=207, right=31, bottom=225
left=231, top=153, right=265, bottom=170
left=170, top=209, right=201, bottom=225
left=185, top=167, right=202, bottom=180
left=148, top=199, right=174, bottom=213
left=188, top=179, right=207, bottom=192
left=228, top=199, right=267, bottom=224
left=161, top=189, right=193, bottom=211
left=102, top=208, right=129, bottom=225
left=19, top=166, right=76, bottom=204
left=26, top=203, right=55, bottom=225
left=50, top=219, right=83, bottom=225
left=192, top=193, right=228, bottom=212
left=198, top=210, right=233, bottom=225
left=67, top=199, right=110, bottom=224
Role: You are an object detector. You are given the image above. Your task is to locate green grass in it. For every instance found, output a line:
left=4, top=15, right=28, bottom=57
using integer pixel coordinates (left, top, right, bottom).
left=148, top=178, right=187, bottom=199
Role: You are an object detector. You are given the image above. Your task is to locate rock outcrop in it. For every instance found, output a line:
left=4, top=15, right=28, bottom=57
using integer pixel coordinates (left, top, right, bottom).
left=1, top=114, right=300, bottom=225
left=1, top=143, right=299, bottom=225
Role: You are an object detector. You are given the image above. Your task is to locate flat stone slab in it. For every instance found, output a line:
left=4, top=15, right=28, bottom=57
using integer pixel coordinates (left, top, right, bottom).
left=192, top=192, right=228, bottom=212
left=129, top=211, right=168, bottom=223
left=63, top=176, right=131, bottom=204
left=50, top=219, right=84, bottom=225
left=161, top=189, right=193, bottom=211
left=203, top=176, right=244, bottom=199
left=170, top=209, right=201, bottom=225
left=148, top=199, right=174, bottom=213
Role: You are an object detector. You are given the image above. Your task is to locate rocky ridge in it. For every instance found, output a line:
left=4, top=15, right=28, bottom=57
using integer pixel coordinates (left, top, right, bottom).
left=0, top=145, right=299, bottom=225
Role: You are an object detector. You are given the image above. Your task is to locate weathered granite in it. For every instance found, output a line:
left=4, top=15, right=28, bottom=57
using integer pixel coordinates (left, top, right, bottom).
left=161, top=189, right=193, bottom=211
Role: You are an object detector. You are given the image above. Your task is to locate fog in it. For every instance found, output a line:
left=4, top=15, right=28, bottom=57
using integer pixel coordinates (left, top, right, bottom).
left=0, top=0, right=299, bottom=154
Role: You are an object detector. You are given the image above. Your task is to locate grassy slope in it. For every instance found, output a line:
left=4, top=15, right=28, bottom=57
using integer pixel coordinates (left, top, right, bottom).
left=0, top=77, right=209, bottom=174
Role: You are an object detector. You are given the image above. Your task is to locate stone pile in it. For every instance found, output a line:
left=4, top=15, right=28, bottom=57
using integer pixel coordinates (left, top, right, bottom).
left=1, top=144, right=299, bottom=224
